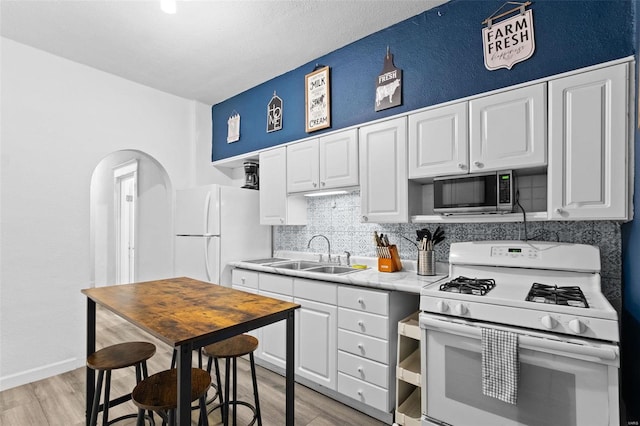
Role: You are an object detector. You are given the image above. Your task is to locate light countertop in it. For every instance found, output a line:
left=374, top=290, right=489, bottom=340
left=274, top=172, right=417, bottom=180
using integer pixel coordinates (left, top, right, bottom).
left=229, top=251, right=449, bottom=294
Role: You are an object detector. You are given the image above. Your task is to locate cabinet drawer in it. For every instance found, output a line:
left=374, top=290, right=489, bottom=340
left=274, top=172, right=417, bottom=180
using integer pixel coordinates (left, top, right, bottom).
left=260, top=273, right=293, bottom=296
left=231, top=269, right=259, bottom=289
left=338, top=286, right=388, bottom=315
left=338, top=329, right=388, bottom=364
left=294, top=278, right=337, bottom=304
left=338, top=372, right=390, bottom=412
left=338, top=308, right=388, bottom=340
left=338, top=350, right=389, bottom=389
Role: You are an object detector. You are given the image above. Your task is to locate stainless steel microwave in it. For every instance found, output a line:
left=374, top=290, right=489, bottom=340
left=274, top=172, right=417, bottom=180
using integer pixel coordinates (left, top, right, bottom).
left=433, top=170, right=513, bottom=215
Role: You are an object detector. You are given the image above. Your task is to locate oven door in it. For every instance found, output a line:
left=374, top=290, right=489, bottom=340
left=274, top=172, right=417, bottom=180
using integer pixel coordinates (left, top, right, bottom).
left=420, top=314, right=619, bottom=426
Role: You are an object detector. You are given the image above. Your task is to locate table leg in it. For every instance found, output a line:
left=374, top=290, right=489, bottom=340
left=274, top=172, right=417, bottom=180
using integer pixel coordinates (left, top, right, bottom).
left=86, top=299, right=96, bottom=426
left=177, top=343, right=192, bottom=426
left=285, top=310, right=295, bottom=426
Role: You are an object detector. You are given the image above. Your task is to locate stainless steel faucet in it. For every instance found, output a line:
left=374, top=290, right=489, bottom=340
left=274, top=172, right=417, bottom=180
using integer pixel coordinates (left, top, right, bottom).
left=307, top=234, right=331, bottom=263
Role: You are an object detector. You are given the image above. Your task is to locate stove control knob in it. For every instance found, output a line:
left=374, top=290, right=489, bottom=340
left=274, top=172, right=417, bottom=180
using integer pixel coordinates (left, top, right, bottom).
left=454, top=303, right=467, bottom=315
left=541, top=315, right=557, bottom=329
left=569, top=318, right=586, bottom=334
left=436, top=300, right=449, bottom=313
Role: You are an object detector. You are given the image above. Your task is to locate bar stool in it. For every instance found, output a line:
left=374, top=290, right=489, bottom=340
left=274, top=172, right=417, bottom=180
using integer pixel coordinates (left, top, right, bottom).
left=87, top=341, right=156, bottom=426
left=132, top=368, right=211, bottom=426
left=202, top=334, right=262, bottom=426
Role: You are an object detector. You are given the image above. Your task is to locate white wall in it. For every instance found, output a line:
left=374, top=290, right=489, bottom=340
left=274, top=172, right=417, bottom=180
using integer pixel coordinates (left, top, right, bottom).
left=0, top=38, right=228, bottom=390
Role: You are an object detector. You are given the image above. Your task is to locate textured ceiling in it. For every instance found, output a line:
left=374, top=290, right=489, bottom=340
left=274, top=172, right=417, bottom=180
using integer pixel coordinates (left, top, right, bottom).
left=1, top=0, right=449, bottom=105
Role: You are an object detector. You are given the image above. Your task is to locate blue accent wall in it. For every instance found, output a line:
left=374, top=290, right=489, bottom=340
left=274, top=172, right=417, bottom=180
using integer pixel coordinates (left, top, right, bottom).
left=211, top=0, right=639, bottom=421
left=211, top=0, right=633, bottom=161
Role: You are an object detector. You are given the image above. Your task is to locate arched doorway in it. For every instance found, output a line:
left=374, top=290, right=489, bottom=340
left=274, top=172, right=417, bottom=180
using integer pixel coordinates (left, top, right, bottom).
left=90, top=150, right=173, bottom=286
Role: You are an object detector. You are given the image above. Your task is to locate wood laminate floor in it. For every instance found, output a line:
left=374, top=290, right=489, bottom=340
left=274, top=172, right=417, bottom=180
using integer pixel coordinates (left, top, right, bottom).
left=0, top=306, right=387, bottom=425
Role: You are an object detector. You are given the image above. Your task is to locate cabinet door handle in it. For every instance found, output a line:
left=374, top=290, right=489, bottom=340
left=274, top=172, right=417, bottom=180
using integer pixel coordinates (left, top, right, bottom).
left=361, top=216, right=368, bottom=222
left=312, top=182, right=317, bottom=187
left=555, top=208, right=565, bottom=215
left=321, top=181, right=326, bottom=187
left=457, top=163, right=466, bottom=170
left=279, top=217, right=285, bottom=224
left=474, top=161, right=483, bottom=168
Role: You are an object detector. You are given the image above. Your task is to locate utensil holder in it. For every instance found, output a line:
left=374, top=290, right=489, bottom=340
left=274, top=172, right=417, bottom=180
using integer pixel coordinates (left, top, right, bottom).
left=417, top=250, right=435, bottom=276
left=378, top=245, right=402, bottom=272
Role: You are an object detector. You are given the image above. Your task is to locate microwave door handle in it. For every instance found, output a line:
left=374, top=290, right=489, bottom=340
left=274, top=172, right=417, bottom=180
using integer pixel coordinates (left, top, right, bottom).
left=420, top=315, right=618, bottom=361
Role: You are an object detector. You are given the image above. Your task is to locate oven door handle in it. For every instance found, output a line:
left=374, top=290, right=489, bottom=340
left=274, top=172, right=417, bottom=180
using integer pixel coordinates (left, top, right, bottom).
left=420, top=315, right=618, bottom=361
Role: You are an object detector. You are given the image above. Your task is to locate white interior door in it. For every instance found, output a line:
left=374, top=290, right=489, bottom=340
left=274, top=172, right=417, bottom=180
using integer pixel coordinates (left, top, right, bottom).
left=114, top=161, right=137, bottom=284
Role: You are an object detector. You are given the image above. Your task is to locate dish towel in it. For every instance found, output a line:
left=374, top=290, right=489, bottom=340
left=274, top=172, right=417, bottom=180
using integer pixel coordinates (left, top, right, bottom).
left=481, top=327, right=519, bottom=404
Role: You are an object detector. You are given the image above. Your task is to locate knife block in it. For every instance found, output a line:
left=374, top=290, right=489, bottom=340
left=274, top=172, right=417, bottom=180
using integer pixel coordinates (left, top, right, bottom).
left=378, top=245, right=402, bottom=272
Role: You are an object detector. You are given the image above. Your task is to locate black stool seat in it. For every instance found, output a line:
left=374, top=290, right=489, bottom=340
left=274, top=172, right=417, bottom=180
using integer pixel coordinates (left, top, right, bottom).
left=87, top=341, right=156, bottom=426
left=202, top=335, right=262, bottom=426
left=132, top=368, right=211, bottom=426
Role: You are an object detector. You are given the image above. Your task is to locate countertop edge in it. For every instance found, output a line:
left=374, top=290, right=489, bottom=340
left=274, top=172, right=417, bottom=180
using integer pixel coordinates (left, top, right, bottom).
left=229, top=260, right=448, bottom=294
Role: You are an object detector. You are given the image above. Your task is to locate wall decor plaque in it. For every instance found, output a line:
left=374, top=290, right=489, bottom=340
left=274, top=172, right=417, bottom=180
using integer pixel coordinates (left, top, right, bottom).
left=482, top=1, right=535, bottom=71
left=267, top=91, right=283, bottom=133
left=305, top=65, right=330, bottom=133
left=227, top=112, right=240, bottom=143
left=375, top=48, right=402, bottom=111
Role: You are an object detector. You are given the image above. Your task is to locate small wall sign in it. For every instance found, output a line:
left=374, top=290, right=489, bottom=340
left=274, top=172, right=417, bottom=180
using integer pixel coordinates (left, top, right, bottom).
left=375, top=47, right=402, bottom=111
left=482, top=1, right=535, bottom=71
left=305, top=65, right=331, bottom=133
left=267, top=91, right=283, bottom=133
left=227, top=112, right=240, bottom=143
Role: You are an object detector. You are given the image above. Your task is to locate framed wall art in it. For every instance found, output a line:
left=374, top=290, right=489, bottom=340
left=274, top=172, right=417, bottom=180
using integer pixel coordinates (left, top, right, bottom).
left=305, top=65, right=330, bottom=133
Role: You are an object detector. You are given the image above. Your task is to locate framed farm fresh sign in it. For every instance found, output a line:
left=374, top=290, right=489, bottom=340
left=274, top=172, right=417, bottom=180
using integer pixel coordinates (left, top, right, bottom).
left=305, top=66, right=330, bottom=133
left=482, top=1, right=535, bottom=71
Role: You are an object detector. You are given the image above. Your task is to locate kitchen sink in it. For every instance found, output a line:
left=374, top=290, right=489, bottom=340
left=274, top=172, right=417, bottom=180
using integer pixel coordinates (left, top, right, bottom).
left=267, top=260, right=361, bottom=275
left=268, top=260, right=324, bottom=270
left=304, top=265, right=359, bottom=275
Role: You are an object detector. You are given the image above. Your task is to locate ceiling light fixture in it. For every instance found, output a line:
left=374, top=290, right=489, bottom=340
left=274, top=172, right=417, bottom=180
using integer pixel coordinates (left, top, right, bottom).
left=160, top=0, right=176, bottom=14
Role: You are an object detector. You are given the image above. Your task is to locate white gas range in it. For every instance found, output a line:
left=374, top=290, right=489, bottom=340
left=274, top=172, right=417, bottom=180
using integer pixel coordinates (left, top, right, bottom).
left=419, top=241, right=620, bottom=426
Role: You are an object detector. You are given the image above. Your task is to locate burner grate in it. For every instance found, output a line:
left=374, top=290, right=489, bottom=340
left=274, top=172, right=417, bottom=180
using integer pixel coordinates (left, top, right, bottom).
left=525, top=282, right=589, bottom=308
left=439, top=276, right=496, bottom=296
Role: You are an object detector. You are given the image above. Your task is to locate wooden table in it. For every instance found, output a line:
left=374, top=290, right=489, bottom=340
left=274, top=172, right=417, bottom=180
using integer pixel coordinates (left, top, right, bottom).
left=82, top=277, right=300, bottom=425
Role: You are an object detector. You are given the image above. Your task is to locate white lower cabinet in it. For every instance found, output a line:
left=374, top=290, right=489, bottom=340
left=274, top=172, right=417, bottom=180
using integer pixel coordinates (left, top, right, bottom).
left=233, top=268, right=419, bottom=422
left=337, top=285, right=419, bottom=414
left=294, top=278, right=337, bottom=390
left=257, top=273, right=294, bottom=369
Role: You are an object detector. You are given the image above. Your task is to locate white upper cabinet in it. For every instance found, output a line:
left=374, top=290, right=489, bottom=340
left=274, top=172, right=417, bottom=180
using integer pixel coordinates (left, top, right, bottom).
left=469, top=83, right=547, bottom=172
left=287, top=139, right=320, bottom=193
left=287, top=129, right=359, bottom=193
left=548, top=63, right=629, bottom=220
left=259, top=147, right=307, bottom=225
left=408, top=102, right=469, bottom=179
left=319, top=130, right=359, bottom=190
left=359, top=117, right=410, bottom=223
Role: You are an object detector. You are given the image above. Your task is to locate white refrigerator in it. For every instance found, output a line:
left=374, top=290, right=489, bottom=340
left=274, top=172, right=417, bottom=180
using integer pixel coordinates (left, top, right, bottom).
left=174, top=184, right=271, bottom=286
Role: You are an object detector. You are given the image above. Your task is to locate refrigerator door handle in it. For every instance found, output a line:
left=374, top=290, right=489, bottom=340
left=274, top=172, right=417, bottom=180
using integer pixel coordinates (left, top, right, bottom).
left=204, top=236, right=212, bottom=282
left=204, top=190, right=212, bottom=235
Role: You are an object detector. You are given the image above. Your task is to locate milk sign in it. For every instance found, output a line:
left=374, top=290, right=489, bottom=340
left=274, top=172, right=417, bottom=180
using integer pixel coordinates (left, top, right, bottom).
left=483, top=8, right=535, bottom=71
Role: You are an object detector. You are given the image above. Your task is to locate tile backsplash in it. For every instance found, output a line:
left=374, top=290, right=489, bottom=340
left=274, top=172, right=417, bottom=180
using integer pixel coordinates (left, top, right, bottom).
left=273, top=190, right=622, bottom=312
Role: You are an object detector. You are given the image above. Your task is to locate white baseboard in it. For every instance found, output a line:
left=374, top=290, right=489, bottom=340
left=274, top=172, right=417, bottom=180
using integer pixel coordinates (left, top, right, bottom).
left=0, top=357, right=84, bottom=392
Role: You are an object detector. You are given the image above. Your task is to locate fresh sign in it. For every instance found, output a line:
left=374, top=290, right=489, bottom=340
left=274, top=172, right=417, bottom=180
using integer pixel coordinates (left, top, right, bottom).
left=483, top=9, right=535, bottom=71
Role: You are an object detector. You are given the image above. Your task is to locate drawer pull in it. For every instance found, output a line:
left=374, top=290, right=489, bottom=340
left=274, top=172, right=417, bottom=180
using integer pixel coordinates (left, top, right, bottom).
left=357, top=390, right=363, bottom=396
left=357, top=366, right=363, bottom=373
left=357, top=343, right=364, bottom=350
left=357, top=297, right=364, bottom=304
left=357, top=320, right=364, bottom=327
left=241, top=277, right=246, bottom=283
